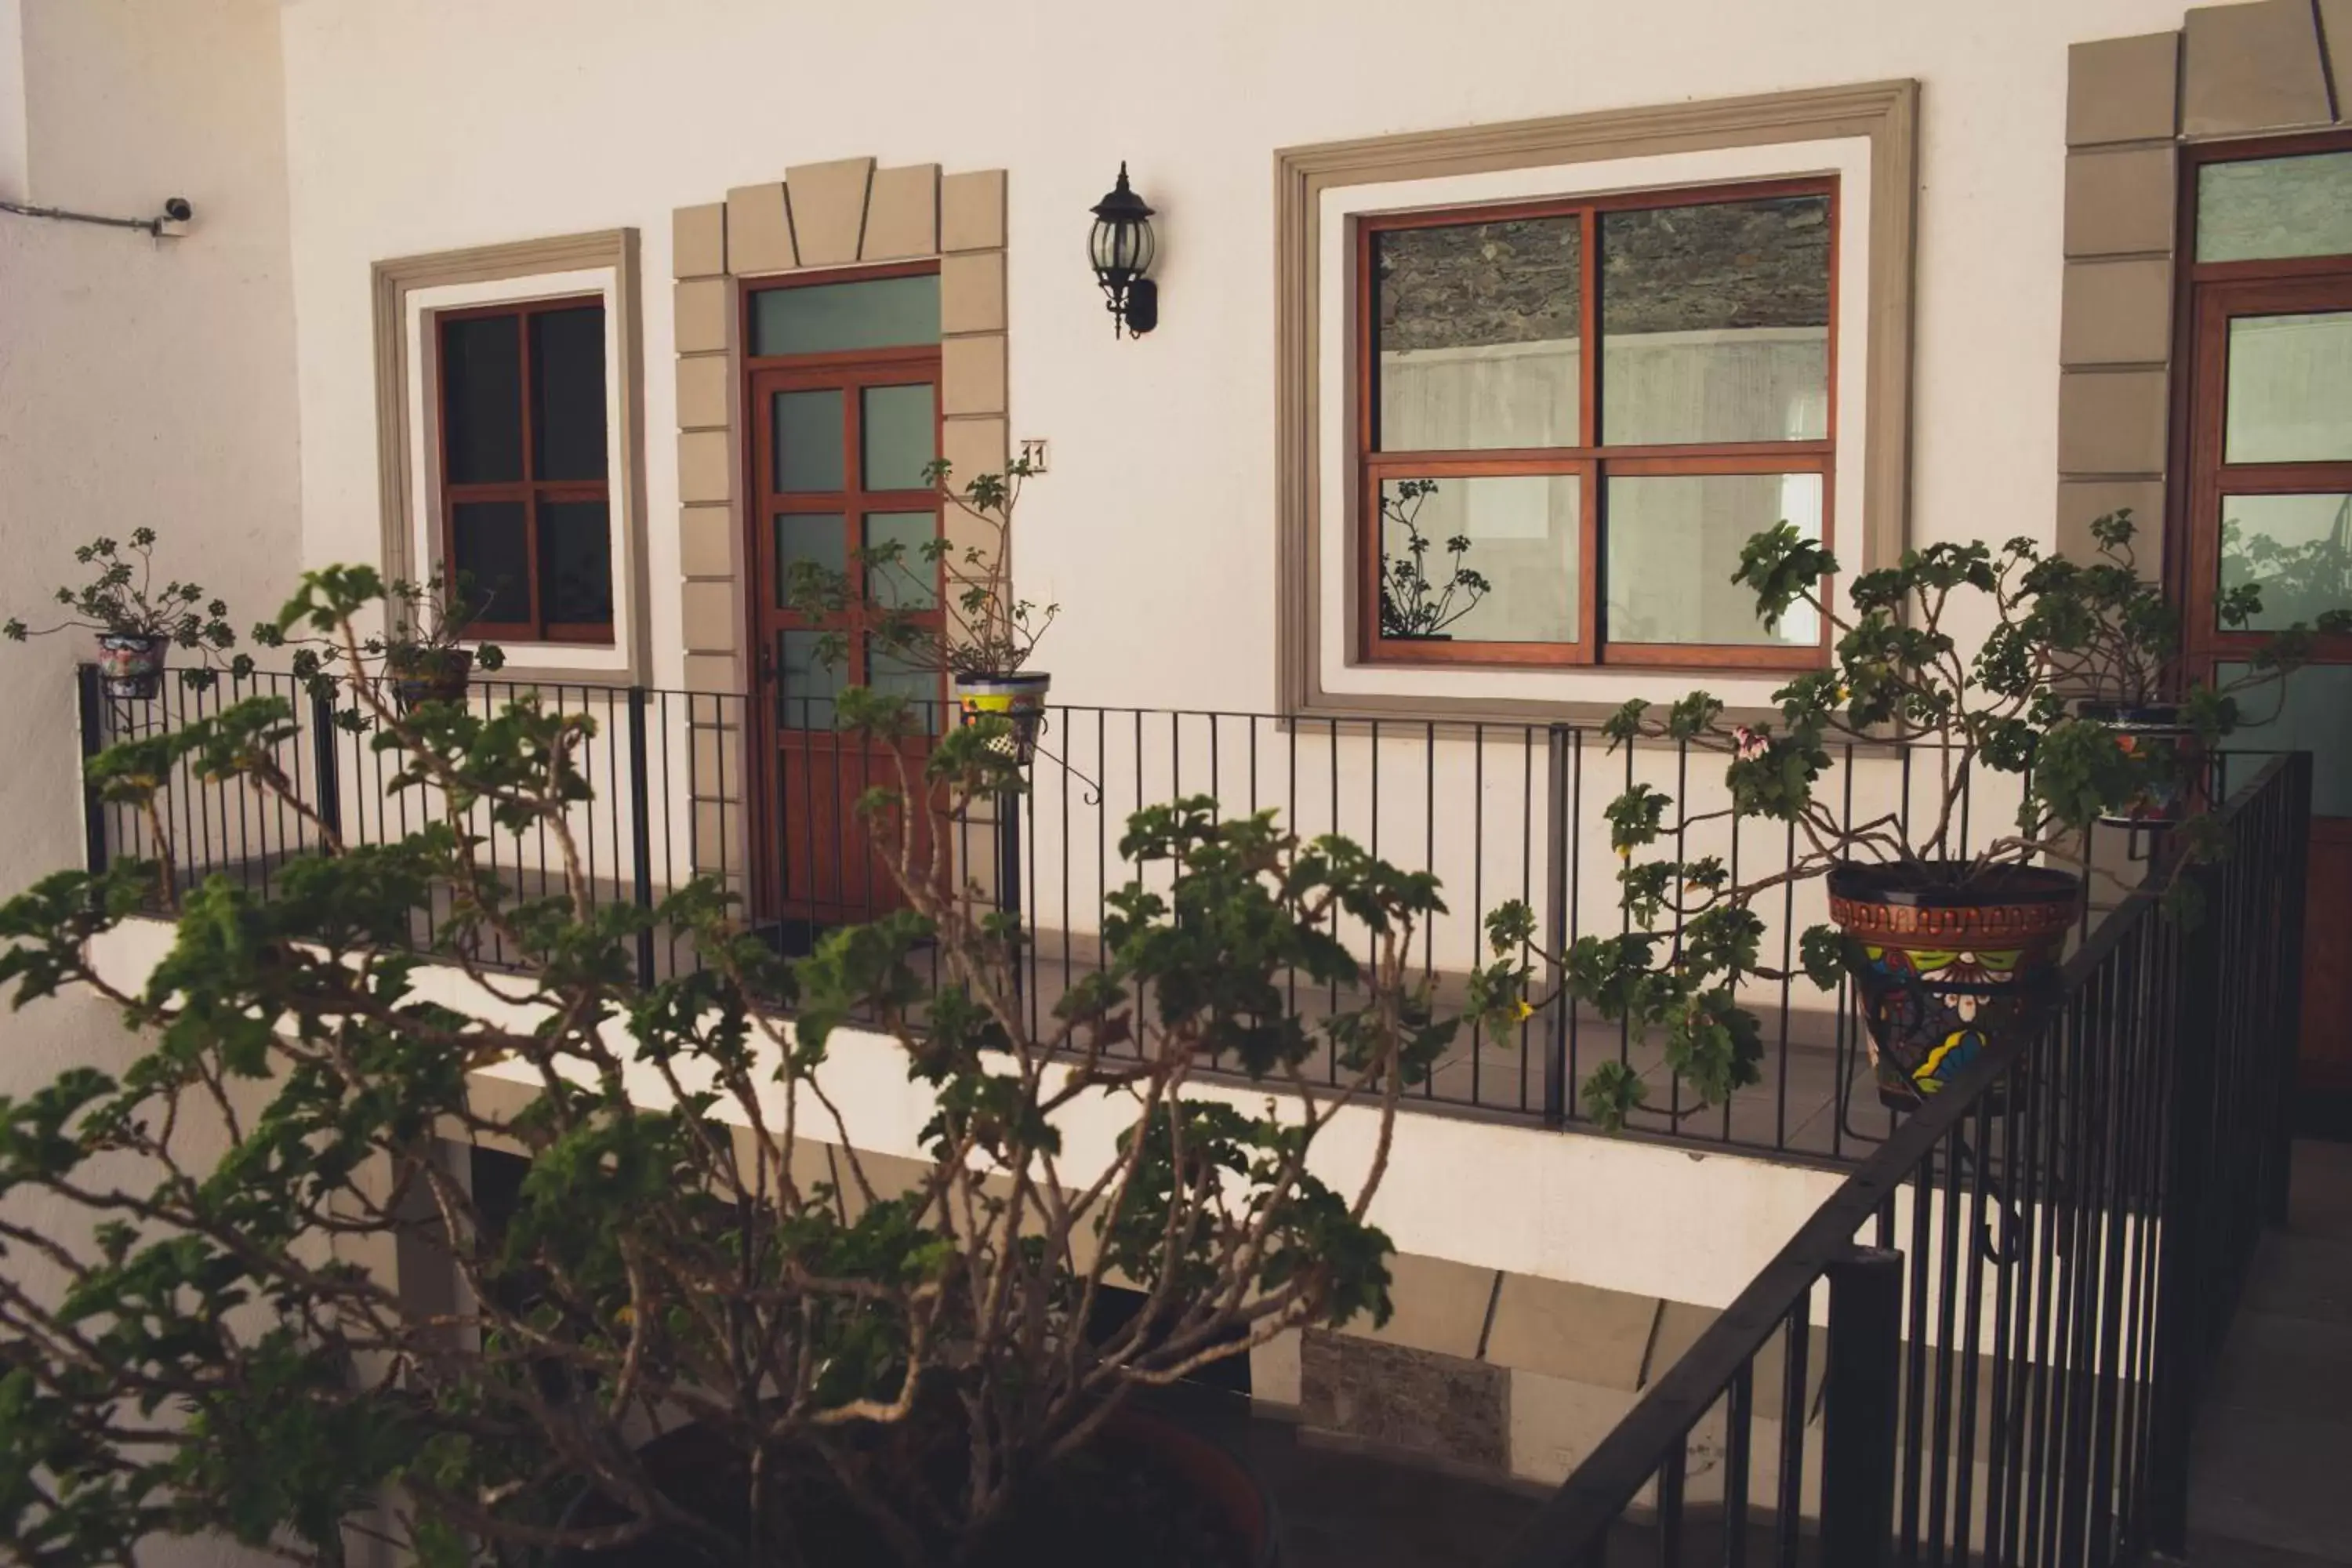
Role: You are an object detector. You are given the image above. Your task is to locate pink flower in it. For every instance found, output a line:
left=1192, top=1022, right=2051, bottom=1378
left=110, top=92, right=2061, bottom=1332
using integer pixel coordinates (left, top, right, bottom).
left=1733, top=725, right=1769, bottom=762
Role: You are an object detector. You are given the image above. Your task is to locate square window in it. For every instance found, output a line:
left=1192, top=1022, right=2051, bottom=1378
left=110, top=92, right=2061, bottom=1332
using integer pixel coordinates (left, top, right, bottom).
left=435, top=296, right=614, bottom=644
left=1359, top=179, right=1836, bottom=670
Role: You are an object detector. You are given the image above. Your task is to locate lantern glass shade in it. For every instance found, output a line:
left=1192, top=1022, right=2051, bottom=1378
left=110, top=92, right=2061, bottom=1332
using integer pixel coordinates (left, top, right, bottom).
left=1090, top=213, right=1155, bottom=281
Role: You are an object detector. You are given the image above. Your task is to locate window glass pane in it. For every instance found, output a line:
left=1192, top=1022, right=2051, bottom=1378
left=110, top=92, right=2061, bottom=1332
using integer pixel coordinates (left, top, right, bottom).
left=441, top=314, right=523, bottom=484
left=2225, top=312, right=2352, bottom=463
left=749, top=274, right=940, bottom=357
left=451, top=500, right=528, bottom=626
left=529, top=305, right=608, bottom=481
left=1605, top=472, right=1823, bottom=646
left=862, top=383, right=936, bottom=490
left=777, top=630, right=842, bottom=731
left=772, top=390, right=845, bottom=494
left=1374, top=217, right=1580, bottom=452
left=2195, top=152, right=2352, bottom=263
left=863, top=510, right=938, bottom=610
left=1377, top=475, right=1578, bottom=644
left=868, top=638, right=943, bottom=735
left=2221, top=493, right=2352, bottom=630
left=1599, top=195, right=1831, bottom=446
left=539, top=499, right=612, bottom=628
left=2217, top=662, right=2352, bottom=817
left=774, top=514, right=846, bottom=608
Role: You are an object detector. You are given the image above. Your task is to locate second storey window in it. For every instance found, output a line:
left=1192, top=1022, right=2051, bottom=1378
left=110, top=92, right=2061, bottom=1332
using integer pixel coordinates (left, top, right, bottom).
left=1360, top=178, right=1835, bottom=670
left=436, top=296, right=612, bottom=644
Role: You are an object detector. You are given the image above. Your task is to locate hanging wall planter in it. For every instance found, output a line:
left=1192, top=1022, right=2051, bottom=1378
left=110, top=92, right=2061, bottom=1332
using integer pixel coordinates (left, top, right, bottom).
left=95, top=632, right=171, bottom=701
left=954, top=670, right=1052, bottom=765
left=386, top=645, right=475, bottom=713
left=1828, top=863, right=2081, bottom=1110
left=2076, top=700, right=2201, bottom=827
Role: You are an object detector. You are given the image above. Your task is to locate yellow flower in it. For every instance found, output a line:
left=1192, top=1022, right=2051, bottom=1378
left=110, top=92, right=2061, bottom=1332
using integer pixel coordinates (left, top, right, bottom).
left=1512, top=998, right=1536, bottom=1022
left=614, top=1304, right=636, bottom=1328
left=1616, top=844, right=1632, bottom=861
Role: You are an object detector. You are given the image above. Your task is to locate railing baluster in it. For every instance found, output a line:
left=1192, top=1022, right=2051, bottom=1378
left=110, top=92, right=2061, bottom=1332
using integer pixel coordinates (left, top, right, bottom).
left=1823, top=1247, right=1904, bottom=1568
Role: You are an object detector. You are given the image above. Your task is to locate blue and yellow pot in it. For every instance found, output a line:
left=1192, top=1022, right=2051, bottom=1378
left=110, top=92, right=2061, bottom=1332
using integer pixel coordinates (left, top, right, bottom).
left=953, top=670, right=1051, bottom=765
left=1828, top=863, right=2080, bottom=1110
left=95, top=633, right=169, bottom=700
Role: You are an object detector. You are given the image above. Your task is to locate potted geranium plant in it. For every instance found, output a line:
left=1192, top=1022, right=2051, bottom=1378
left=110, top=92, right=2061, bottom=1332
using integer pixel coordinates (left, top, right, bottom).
left=2, top=528, right=246, bottom=698
left=0, top=566, right=1516, bottom=1568
left=2027, top=508, right=2320, bottom=826
left=1476, top=518, right=2347, bottom=1120
left=789, top=455, right=1058, bottom=764
left=254, top=564, right=506, bottom=714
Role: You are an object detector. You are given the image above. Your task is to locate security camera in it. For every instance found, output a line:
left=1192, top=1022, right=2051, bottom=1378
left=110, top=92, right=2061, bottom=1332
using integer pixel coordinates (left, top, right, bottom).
left=162, top=198, right=192, bottom=223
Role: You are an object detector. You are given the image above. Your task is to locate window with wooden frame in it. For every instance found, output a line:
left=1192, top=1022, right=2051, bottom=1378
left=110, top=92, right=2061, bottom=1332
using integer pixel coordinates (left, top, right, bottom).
left=434, top=296, right=613, bottom=644
left=1357, top=176, right=1836, bottom=670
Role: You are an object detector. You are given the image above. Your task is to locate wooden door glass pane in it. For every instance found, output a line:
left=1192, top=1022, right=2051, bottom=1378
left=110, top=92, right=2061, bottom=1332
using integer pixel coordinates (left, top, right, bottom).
left=862, top=383, right=936, bottom=490
left=1605, top=472, right=1823, bottom=646
left=2217, top=662, right=2352, bottom=817
left=1599, top=195, right=1831, bottom=446
left=451, top=500, right=528, bottom=624
left=2225, top=311, right=2352, bottom=463
left=2220, top=493, right=2352, bottom=630
left=539, top=499, right=612, bottom=626
left=1374, top=217, right=1581, bottom=452
left=772, top=390, right=846, bottom=493
left=774, top=514, right=847, bottom=608
left=1377, top=475, right=1577, bottom=643
left=749, top=275, right=940, bottom=357
left=863, top=511, right=938, bottom=609
left=441, top=316, right=524, bottom=484
left=777, top=630, right=843, bottom=731
left=868, top=639, right=943, bottom=735
left=528, top=306, right=608, bottom=481
left=2194, top=151, right=2352, bottom=263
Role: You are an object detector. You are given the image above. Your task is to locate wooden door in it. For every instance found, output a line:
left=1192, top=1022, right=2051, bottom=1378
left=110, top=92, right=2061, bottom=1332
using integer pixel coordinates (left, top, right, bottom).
left=2180, top=270, right=2352, bottom=1104
left=746, top=357, right=946, bottom=931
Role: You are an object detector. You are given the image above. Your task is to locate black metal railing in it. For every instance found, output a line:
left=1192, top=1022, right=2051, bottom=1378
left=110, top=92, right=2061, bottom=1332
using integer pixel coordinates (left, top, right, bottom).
left=1496, top=752, right=2311, bottom=1568
left=74, top=667, right=2161, bottom=1164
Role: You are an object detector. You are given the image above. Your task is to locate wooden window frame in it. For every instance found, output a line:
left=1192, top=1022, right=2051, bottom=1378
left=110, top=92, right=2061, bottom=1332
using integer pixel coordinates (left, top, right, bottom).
left=2170, top=129, right=2352, bottom=670
left=1355, top=174, right=1838, bottom=674
left=433, top=293, right=614, bottom=645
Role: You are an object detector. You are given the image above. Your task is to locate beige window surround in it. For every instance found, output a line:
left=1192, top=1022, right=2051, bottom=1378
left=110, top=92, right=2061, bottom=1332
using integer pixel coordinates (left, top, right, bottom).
left=1275, top=80, right=1920, bottom=725
left=369, top=228, right=651, bottom=685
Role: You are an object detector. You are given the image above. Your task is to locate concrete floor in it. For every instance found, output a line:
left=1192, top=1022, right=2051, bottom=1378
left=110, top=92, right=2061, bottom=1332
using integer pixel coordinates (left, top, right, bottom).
left=2187, top=1139, right=2352, bottom=1568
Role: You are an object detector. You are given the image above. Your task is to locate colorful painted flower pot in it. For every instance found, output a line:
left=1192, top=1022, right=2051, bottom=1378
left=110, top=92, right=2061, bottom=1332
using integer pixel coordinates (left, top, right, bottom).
left=387, top=646, right=474, bottom=713
left=2077, top=701, right=2201, bottom=827
left=95, top=632, right=169, bottom=700
left=1828, top=862, right=2080, bottom=1111
left=953, top=670, right=1051, bottom=765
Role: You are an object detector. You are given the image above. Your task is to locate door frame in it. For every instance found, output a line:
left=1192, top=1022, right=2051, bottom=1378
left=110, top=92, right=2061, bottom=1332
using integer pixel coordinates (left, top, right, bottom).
left=737, top=260, right=946, bottom=926
left=2165, top=131, right=2352, bottom=1105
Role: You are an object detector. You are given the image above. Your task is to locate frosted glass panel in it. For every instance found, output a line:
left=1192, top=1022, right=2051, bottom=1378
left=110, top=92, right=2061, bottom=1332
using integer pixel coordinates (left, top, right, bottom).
left=773, top=514, right=844, bottom=608
left=863, top=511, right=937, bottom=609
left=2225, top=312, right=2352, bottom=463
left=1374, top=217, right=1580, bottom=452
left=1605, top=473, right=1824, bottom=646
left=750, top=275, right=939, bottom=356
left=2220, top=493, right=2352, bottom=630
left=2217, top=662, right=2352, bottom=818
left=1600, top=196, right=1831, bottom=445
left=2196, top=152, right=2352, bottom=263
left=777, top=630, right=843, bottom=731
left=1377, top=475, right=1577, bottom=643
left=862, top=383, right=936, bottom=491
left=869, top=640, right=944, bottom=735
left=772, top=390, right=844, bottom=494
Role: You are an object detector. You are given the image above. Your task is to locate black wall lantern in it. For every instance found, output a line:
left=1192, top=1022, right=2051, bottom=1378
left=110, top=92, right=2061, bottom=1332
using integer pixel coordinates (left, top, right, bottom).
left=1087, top=162, right=1157, bottom=337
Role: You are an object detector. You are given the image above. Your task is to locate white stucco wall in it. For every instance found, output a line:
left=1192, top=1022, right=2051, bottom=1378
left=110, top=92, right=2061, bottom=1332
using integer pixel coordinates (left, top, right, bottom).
left=0, top=0, right=304, bottom=899
left=0, top=7, right=300, bottom=1554
left=276, top=0, right=2200, bottom=713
